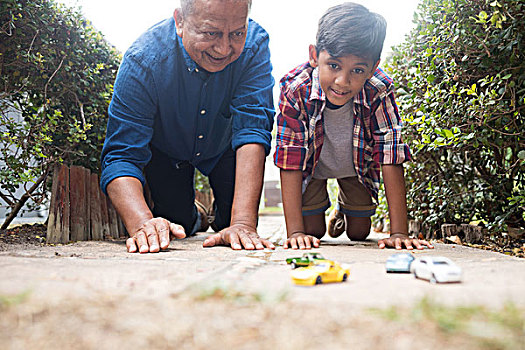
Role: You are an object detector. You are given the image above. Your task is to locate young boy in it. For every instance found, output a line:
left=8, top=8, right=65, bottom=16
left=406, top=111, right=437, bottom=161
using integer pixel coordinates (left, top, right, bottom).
left=273, top=2, right=433, bottom=250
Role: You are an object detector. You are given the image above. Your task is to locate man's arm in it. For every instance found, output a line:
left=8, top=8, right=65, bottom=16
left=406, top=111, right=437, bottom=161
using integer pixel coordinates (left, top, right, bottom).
left=107, top=177, right=185, bottom=253
left=203, top=143, right=275, bottom=250
left=378, top=164, right=433, bottom=250
left=280, top=169, right=320, bottom=249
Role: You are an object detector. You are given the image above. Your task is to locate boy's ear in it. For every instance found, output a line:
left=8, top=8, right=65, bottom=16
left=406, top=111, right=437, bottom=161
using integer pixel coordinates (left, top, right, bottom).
left=174, top=8, right=184, bottom=37
left=308, top=45, right=319, bottom=67
left=367, top=59, right=381, bottom=79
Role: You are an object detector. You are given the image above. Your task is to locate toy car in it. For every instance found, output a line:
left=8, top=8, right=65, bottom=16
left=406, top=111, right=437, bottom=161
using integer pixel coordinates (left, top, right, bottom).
left=290, top=260, right=350, bottom=286
left=385, top=253, right=415, bottom=273
left=410, top=256, right=462, bottom=284
left=286, top=252, right=326, bottom=269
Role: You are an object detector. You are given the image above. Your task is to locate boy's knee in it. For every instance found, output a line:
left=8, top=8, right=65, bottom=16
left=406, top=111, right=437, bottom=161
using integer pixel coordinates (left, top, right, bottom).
left=345, top=216, right=371, bottom=241
left=305, top=231, right=325, bottom=240
left=346, top=230, right=370, bottom=241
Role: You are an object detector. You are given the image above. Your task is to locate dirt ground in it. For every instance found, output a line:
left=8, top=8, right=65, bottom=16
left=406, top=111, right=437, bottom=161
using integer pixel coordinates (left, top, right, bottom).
left=0, top=222, right=524, bottom=350
left=2, top=222, right=524, bottom=257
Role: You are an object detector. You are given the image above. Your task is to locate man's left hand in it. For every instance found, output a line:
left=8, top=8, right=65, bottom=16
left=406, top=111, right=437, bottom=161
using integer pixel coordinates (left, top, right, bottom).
left=202, top=223, right=276, bottom=250
left=378, top=233, right=434, bottom=250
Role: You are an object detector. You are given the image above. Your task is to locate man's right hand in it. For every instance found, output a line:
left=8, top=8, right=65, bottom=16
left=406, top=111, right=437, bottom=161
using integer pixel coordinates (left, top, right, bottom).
left=126, top=217, right=186, bottom=253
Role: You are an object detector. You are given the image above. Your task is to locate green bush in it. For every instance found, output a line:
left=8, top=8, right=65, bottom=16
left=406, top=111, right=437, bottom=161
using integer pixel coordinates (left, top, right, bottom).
left=385, top=0, right=524, bottom=234
left=0, top=0, right=120, bottom=228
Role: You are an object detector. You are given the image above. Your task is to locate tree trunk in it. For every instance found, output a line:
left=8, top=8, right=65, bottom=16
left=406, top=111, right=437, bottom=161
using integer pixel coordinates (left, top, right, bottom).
left=0, top=168, right=50, bottom=230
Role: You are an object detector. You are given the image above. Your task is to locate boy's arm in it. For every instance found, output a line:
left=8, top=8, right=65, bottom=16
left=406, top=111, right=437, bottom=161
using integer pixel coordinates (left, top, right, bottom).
left=280, top=169, right=320, bottom=249
left=378, top=164, right=433, bottom=250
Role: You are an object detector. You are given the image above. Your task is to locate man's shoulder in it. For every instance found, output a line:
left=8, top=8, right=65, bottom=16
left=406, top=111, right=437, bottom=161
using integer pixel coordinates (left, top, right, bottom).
left=244, top=19, right=270, bottom=52
left=279, top=62, right=315, bottom=96
left=124, top=18, right=177, bottom=66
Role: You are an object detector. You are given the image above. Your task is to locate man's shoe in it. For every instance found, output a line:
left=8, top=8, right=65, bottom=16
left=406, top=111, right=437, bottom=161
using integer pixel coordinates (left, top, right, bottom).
left=327, top=209, right=345, bottom=238
left=195, top=200, right=210, bottom=232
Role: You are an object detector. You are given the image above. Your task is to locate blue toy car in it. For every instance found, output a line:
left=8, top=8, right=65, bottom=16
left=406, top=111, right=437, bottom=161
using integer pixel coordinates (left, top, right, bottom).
left=385, top=253, right=415, bottom=273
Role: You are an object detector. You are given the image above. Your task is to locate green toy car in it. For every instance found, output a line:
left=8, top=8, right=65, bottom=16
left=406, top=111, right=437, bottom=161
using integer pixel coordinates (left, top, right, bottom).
left=286, top=252, right=326, bottom=269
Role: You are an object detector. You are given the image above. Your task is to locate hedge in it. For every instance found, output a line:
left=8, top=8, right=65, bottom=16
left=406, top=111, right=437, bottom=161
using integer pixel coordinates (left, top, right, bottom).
left=385, top=0, right=524, bottom=235
left=0, top=0, right=121, bottom=228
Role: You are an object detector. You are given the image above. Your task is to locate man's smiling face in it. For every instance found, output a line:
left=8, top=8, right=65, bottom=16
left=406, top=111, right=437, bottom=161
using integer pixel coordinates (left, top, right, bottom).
left=175, top=0, right=249, bottom=73
left=309, top=45, right=379, bottom=106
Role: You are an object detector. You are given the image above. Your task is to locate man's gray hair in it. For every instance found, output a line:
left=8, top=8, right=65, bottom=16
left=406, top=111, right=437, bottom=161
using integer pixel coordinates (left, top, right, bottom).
left=180, top=0, right=252, bottom=16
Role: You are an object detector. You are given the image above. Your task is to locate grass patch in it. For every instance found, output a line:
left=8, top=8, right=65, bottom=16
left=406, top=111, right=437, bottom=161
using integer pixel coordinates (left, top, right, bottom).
left=369, top=297, right=525, bottom=350
left=259, top=206, right=283, bottom=215
left=0, top=291, right=31, bottom=310
left=173, top=281, right=289, bottom=305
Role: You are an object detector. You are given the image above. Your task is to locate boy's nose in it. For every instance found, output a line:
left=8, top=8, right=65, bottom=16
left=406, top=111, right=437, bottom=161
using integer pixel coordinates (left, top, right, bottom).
left=335, top=73, right=351, bottom=86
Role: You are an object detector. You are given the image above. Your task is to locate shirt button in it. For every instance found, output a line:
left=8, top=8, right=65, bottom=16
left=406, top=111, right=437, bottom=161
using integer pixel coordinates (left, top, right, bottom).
left=198, top=135, right=204, bottom=139
left=195, top=68, right=199, bottom=73
left=196, top=152, right=201, bottom=157
left=200, top=109, right=206, bottom=115
left=187, top=68, right=191, bottom=72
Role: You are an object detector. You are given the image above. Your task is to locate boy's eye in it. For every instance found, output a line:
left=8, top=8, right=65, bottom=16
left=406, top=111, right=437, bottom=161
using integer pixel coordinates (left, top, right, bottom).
left=329, top=63, right=339, bottom=70
left=353, top=68, right=365, bottom=74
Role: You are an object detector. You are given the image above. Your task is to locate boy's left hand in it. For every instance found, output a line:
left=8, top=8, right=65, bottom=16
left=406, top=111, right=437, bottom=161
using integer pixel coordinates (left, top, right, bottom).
left=284, top=232, right=321, bottom=250
left=378, top=233, right=434, bottom=250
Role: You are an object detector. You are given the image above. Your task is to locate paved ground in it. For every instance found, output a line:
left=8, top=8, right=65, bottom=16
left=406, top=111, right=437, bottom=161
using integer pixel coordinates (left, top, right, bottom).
left=1, top=214, right=524, bottom=349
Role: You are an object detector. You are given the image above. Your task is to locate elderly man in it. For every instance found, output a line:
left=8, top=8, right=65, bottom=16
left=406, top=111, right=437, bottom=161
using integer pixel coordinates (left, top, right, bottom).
left=100, top=0, right=275, bottom=253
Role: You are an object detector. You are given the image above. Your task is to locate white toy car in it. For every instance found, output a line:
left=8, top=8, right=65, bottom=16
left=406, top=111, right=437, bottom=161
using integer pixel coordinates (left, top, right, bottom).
left=385, top=253, right=415, bottom=273
left=410, top=256, right=462, bottom=284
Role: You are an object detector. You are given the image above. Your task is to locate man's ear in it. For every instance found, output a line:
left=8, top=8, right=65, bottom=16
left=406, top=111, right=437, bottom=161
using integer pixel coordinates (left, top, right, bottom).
left=308, top=45, right=319, bottom=67
left=174, top=8, right=184, bottom=37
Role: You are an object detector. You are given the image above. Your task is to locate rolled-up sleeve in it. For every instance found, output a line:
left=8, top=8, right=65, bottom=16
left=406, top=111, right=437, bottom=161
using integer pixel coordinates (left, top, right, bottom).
left=230, top=32, right=275, bottom=155
left=371, top=86, right=411, bottom=165
left=100, top=54, right=157, bottom=194
left=273, top=85, right=309, bottom=171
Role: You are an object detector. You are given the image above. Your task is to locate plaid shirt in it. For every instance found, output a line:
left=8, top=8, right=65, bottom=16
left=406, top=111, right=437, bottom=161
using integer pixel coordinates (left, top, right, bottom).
left=273, top=62, right=411, bottom=202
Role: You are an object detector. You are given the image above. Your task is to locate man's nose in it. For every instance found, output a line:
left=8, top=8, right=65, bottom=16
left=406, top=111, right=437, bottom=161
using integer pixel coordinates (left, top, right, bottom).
left=213, top=35, right=231, bottom=56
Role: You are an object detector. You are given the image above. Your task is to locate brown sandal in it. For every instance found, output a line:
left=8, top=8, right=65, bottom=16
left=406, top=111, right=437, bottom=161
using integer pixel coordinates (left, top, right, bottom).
left=327, top=209, right=345, bottom=238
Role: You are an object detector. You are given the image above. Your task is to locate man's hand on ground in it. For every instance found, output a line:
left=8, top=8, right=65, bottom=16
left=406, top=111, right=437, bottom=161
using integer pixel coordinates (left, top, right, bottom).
left=126, top=217, right=186, bottom=253
left=284, top=232, right=321, bottom=250
left=202, top=223, right=275, bottom=250
left=378, top=233, right=434, bottom=250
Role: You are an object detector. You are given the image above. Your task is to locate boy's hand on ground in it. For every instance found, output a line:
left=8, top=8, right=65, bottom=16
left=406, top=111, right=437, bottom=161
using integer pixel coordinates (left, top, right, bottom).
left=202, top=223, right=275, bottom=250
left=126, top=217, right=186, bottom=253
left=378, top=233, right=434, bottom=250
left=284, top=232, right=321, bottom=250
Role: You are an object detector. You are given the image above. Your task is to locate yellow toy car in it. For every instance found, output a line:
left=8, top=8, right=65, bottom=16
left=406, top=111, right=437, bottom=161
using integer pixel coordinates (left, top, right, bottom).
left=290, top=260, right=350, bottom=286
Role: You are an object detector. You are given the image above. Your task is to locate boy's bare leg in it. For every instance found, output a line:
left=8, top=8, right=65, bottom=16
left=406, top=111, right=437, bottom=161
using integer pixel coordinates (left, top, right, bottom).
left=345, top=215, right=371, bottom=241
left=303, top=213, right=326, bottom=239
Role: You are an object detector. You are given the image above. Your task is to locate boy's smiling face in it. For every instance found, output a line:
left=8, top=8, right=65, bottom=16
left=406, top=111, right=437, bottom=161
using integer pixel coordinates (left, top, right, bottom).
left=309, top=45, right=379, bottom=106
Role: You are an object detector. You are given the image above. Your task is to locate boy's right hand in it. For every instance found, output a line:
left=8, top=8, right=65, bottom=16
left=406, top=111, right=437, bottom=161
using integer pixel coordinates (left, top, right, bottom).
left=284, top=232, right=321, bottom=250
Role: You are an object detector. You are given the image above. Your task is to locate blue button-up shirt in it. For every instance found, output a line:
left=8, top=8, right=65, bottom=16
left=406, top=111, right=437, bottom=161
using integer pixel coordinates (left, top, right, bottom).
left=100, top=18, right=275, bottom=193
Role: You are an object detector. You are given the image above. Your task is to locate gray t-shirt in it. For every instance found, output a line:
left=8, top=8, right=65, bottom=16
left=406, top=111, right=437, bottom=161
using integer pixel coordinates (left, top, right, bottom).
left=313, top=100, right=357, bottom=179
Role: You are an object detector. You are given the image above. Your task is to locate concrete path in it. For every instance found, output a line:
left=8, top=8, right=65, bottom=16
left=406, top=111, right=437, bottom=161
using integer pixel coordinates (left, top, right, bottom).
left=1, top=214, right=524, bottom=349
left=1, top=214, right=524, bottom=308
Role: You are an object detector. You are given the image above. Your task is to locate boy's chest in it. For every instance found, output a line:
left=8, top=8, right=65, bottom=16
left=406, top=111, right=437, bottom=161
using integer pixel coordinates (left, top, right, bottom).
left=307, top=102, right=373, bottom=143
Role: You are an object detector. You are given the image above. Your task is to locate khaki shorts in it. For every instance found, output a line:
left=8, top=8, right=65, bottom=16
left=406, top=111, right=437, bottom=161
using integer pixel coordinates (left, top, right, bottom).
left=302, top=176, right=376, bottom=217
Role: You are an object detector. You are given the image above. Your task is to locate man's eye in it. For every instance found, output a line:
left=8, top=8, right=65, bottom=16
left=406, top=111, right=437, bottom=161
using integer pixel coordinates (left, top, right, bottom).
left=233, top=31, right=245, bottom=37
left=206, top=32, right=218, bottom=37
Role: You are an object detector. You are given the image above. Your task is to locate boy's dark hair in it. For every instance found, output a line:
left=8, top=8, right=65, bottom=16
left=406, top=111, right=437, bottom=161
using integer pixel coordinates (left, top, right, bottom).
left=316, top=2, right=387, bottom=62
